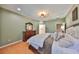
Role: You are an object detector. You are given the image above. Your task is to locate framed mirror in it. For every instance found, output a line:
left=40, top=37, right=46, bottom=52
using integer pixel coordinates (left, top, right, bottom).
left=25, top=22, right=33, bottom=31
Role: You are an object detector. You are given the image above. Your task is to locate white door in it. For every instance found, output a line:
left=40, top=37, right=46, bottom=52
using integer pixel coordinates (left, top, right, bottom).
left=39, top=24, right=46, bottom=34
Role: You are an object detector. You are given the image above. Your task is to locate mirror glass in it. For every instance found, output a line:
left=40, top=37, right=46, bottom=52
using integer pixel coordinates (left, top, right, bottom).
left=25, top=22, right=33, bottom=31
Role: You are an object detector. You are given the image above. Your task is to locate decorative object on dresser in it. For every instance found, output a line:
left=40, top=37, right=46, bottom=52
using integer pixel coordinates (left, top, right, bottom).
left=23, top=30, right=36, bottom=42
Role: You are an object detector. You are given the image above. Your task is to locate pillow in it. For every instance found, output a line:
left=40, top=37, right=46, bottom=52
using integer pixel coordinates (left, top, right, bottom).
left=58, top=33, right=78, bottom=48
left=66, top=27, right=75, bottom=36
left=52, top=32, right=56, bottom=41
left=66, top=26, right=79, bottom=39
left=64, top=33, right=77, bottom=42
left=54, top=32, right=65, bottom=41
left=72, top=26, right=79, bottom=39
left=58, top=38, right=74, bottom=48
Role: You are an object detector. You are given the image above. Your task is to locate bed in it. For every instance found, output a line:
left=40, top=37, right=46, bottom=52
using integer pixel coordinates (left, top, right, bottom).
left=27, top=33, right=54, bottom=54
left=27, top=23, right=79, bottom=54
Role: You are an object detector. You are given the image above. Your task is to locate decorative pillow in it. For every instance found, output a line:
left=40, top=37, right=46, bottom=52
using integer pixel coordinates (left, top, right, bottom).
left=72, top=26, right=79, bottom=39
left=54, top=32, right=65, bottom=41
left=53, top=32, right=58, bottom=41
left=58, top=33, right=79, bottom=48
left=66, top=27, right=75, bottom=36
left=66, top=26, right=79, bottom=39
left=64, top=33, right=77, bottom=42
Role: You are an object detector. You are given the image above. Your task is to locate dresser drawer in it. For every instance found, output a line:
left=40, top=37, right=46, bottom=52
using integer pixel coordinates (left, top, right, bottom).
left=23, top=30, right=36, bottom=42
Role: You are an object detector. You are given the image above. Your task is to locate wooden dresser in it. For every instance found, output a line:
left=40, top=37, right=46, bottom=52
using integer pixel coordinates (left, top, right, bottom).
left=23, top=30, right=36, bottom=42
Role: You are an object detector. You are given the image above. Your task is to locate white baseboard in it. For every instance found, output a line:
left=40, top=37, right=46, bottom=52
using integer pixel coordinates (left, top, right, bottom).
left=0, top=40, right=22, bottom=49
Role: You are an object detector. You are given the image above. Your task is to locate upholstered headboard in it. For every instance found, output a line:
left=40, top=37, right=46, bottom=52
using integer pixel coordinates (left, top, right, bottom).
left=66, top=23, right=79, bottom=39
left=72, top=23, right=79, bottom=27
left=66, top=23, right=79, bottom=29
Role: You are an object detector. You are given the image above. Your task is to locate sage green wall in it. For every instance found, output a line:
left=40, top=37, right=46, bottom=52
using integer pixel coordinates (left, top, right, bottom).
left=65, top=5, right=79, bottom=28
left=0, top=7, right=65, bottom=46
left=45, top=18, right=65, bottom=33
left=0, top=8, right=39, bottom=46
left=45, top=20, right=56, bottom=33
left=0, top=9, right=1, bottom=44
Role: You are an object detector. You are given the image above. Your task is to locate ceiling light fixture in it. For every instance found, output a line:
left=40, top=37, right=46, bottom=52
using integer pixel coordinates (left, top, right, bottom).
left=17, top=8, right=21, bottom=11
left=38, top=10, right=48, bottom=18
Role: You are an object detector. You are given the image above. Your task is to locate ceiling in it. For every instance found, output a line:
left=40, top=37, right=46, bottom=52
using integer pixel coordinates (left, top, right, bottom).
left=0, top=4, right=73, bottom=21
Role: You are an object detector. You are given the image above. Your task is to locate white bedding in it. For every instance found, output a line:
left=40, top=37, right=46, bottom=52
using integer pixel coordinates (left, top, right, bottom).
left=27, top=33, right=51, bottom=49
left=52, top=33, right=79, bottom=54
left=27, top=32, right=79, bottom=54
left=52, top=40, right=79, bottom=54
left=69, top=40, right=79, bottom=52
left=52, top=41, right=78, bottom=54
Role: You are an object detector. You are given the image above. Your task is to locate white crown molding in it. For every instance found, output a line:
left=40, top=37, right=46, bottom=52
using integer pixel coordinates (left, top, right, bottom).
left=0, top=5, right=72, bottom=21
left=1, top=4, right=76, bottom=22
left=0, top=6, right=39, bottom=22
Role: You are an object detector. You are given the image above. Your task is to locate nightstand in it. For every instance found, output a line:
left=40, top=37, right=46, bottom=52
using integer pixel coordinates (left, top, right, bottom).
left=23, top=30, right=36, bottom=42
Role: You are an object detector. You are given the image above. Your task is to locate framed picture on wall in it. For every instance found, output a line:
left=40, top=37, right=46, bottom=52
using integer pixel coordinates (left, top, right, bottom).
left=72, top=7, right=78, bottom=21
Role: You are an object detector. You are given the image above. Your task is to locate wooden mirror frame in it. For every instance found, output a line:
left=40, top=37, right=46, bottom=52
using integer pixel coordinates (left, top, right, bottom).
left=25, top=22, right=33, bottom=31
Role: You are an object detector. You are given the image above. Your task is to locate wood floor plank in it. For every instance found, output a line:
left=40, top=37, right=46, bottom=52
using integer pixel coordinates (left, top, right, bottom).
left=0, top=42, right=34, bottom=54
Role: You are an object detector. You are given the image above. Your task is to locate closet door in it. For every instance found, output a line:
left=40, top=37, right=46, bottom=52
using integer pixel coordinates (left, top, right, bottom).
left=39, top=24, right=46, bottom=34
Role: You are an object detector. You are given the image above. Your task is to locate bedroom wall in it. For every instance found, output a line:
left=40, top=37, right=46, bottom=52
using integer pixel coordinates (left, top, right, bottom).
left=65, top=4, right=79, bottom=28
left=0, top=7, right=65, bottom=46
left=0, top=8, right=39, bottom=46
left=0, top=9, right=1, bottom=44
left=45, top=18, right=65, bottom=33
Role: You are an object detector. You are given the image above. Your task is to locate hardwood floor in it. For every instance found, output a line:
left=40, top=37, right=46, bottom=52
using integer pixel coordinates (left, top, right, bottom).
left=0, top=41, right=34, bottom=54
